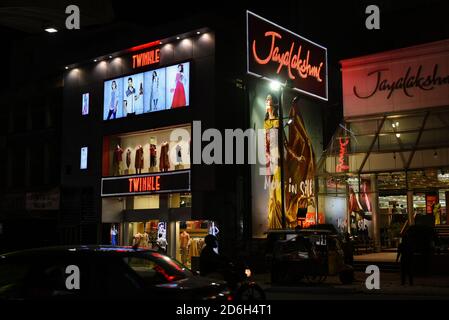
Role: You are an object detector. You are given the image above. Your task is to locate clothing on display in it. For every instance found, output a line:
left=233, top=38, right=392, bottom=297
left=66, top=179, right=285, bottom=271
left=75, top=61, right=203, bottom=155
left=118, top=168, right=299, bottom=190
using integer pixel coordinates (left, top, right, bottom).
left=176, top=145, right=182, bottom=163
left=113, top=145, right=124, bottom=176
left=189, top=238, right=205, bottom=257
left=133, top=232, right=150, bottom=248
left=126, top=149, right=132, bottom=169
left=150, top=144, right=157, bottom=168
left=111, top=225, right=118, bottom=246
left=135, top=145, right=144, bottom=174
left=159, top=142, right=170, bottom=172
left=180, top=230, right=190, bottom=265
left=114, top=145, right=124, bottom=163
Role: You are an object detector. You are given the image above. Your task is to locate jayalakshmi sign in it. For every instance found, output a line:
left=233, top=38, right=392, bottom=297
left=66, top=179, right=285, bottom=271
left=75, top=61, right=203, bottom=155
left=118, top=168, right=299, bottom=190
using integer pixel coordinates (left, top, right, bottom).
left=247, top=11, right=328, bottom=101
left=341, top=39, right=449, bottom=118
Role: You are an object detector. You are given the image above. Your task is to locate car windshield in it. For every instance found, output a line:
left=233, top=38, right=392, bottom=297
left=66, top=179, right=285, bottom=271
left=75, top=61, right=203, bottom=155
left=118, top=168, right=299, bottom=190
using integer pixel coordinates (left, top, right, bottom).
left=123, top=252, right=192, bottom=285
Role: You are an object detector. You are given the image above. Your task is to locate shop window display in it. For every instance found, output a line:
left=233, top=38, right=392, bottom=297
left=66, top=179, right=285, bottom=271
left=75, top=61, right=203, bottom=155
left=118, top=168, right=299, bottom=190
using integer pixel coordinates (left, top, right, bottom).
left=176, top=220, right=219, bottom=269
left=103, top=125, right=190, bottom=177
left=128, top=220, right=162, bottom=249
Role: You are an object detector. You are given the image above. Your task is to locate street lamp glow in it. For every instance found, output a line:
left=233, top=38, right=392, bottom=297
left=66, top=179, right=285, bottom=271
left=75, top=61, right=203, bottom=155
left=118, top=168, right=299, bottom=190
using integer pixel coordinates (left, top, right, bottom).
left=270, top=80, right=281, bottom=91
left=45, top=27, right=58, bottom=33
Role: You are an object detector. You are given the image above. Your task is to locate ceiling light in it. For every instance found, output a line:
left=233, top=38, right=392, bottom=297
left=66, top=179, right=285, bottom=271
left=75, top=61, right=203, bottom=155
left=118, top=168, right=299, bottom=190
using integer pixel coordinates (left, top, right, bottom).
left=45, top=27, right=58, bottom=33
left=396, top=133, right=401, bottom=138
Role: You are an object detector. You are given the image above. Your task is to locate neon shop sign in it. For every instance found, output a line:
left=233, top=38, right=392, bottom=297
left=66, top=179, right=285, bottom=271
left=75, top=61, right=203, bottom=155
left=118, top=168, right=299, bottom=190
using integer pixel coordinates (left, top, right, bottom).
left=336, top=137, right=349, bottom=172
left=247, top=11, right=328, bottom=100
left=132, top=49, right=160, bottom=69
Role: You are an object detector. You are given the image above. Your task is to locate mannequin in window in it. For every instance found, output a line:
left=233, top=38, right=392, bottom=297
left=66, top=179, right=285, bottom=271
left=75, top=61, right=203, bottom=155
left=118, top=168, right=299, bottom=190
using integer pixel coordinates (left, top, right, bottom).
left=111, top=225, right=118, bottom=246
left=113, top=145, right=123, bottom=176
left=159, top=142, right=170, bottom=172
left=176, top=144, right=182, bottom=164
left=126, top=149, right=132, bottom=170
left=180, top=230, right=190, bottom=265
left=150, top=144, right=157, bottom=168
left=135, top=145, right=144, bottom=174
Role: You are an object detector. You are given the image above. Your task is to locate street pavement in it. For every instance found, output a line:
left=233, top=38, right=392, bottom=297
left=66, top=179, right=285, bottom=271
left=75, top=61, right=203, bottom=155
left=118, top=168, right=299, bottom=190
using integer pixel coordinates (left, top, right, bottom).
left=253, top=271, right=449, bottom=300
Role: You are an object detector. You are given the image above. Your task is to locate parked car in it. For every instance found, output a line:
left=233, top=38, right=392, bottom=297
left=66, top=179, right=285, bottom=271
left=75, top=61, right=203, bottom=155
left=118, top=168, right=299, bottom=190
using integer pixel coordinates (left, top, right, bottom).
left=0, top=246, right=231, bottom=300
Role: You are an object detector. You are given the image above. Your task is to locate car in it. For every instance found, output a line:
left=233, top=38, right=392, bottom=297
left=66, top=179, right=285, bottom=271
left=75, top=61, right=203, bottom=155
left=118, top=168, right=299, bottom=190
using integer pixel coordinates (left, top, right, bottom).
left=0, top=245, right=231, bottom=301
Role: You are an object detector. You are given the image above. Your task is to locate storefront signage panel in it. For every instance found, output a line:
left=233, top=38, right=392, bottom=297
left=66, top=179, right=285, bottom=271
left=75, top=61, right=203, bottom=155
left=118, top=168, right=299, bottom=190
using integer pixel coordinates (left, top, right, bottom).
left=247, top=11, right=328, bottom=101
left=101, top=170, right=190, bottom=197
left=342, top=40, right=449, bottom=117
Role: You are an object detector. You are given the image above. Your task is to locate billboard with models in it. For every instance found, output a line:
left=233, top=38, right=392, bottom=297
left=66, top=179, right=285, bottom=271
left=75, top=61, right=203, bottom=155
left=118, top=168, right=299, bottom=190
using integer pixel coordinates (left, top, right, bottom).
left=103, top=62, right=190, bottom=120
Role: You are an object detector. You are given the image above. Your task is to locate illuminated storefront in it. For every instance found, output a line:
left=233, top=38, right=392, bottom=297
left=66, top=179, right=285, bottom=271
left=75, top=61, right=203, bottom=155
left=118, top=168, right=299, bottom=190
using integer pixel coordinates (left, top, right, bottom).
left=318, top=39, right=449, bottom=251
left=61, top=28, right=222, bottom=269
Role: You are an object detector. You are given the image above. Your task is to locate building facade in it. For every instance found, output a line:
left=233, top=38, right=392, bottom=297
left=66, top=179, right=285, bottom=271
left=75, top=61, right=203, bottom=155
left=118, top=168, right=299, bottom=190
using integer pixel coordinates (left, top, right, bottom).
left=319, top=39, right=449, bottom=251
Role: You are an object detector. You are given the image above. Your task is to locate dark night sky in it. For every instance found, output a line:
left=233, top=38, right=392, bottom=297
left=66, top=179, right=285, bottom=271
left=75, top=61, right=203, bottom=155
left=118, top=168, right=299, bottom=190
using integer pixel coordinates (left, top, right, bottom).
left=1, top=0, right=449, bottom=92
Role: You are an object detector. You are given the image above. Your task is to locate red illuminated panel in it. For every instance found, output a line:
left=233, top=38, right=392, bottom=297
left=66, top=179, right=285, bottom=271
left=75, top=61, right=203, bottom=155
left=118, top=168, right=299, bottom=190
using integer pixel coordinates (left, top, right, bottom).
left=128, top=40, right=161, bottom=52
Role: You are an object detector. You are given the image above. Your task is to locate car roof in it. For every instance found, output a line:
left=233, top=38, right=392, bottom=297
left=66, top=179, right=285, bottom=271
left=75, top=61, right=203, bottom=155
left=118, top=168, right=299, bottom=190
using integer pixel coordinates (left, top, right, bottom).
left=1, top=245, right=157, bottom=258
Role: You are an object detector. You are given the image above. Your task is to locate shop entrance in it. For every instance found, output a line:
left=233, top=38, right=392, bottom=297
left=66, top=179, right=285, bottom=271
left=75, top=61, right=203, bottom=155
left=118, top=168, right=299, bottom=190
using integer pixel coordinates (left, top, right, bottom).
left=379, top=194, right=408, bottom=248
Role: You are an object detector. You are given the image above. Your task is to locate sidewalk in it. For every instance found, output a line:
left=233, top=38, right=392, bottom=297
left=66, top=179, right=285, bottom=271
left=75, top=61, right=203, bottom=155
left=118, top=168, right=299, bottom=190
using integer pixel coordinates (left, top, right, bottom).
left=253, top=271, right=449, bottom=298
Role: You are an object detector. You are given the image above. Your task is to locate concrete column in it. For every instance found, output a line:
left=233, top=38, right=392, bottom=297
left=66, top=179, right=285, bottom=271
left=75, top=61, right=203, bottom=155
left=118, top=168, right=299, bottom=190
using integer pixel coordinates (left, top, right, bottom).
left=370, top=174, right=381, bottom=252
left=407, top=190, right=415, bottom=226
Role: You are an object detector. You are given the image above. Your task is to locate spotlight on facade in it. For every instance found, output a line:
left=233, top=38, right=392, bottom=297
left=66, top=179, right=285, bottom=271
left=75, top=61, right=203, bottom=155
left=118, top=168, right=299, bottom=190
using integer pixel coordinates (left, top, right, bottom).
left=270, top=80, right=281, bottom=91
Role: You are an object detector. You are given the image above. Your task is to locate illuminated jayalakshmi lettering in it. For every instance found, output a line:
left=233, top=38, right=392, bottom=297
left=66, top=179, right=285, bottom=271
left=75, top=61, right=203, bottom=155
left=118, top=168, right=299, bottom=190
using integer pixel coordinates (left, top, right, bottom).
left=354, top=64, right=449, bottom=99
left=128, top=176, right=161, bottom=193
left=252, top=31, right=324, bottom=82
left=132, top=49, right=160, bottom=69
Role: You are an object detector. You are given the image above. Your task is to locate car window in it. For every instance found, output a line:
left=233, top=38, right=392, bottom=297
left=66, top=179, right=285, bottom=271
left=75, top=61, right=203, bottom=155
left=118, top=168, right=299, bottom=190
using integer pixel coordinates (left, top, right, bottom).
left=124, top=253, right=191, bottom=286
left=91, top=256, right=142, bottom=297
left=23, top=257, right=88, bottom=299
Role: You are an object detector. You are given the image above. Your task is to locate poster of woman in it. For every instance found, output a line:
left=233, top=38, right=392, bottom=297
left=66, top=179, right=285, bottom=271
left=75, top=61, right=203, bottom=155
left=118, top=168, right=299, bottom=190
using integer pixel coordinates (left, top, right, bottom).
left=82, top=93, right=89, bottom=116
left=103, top=77, right=123, bottom=120
left=166, top=63, right=190, bottom=108
left=144, top=68, right=166, bottom=112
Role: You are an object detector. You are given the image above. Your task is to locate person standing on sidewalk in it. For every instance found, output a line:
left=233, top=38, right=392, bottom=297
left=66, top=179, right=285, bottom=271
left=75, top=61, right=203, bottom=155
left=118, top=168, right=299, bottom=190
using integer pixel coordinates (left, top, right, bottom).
left=396, top=234, right=414, bottom=285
